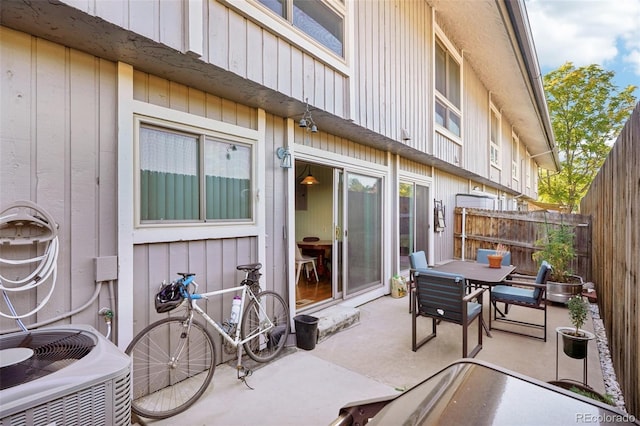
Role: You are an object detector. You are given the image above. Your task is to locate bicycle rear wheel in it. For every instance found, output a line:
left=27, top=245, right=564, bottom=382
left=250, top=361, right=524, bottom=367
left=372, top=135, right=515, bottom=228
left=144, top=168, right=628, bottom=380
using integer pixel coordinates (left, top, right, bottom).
left=125, top=317, right=216, bottom=419
left=241, top=290, right=290, bottom=363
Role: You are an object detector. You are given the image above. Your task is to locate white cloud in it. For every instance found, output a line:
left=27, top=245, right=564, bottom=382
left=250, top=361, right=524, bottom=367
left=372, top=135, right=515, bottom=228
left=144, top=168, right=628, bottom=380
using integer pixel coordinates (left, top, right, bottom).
left=526, top=0, right=640, bottom=75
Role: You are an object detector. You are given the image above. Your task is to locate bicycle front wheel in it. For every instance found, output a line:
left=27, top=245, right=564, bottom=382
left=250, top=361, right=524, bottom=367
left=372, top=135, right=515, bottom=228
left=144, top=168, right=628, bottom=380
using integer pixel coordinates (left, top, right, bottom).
left=241, top=290, right=290, bottom=363
left=125, top=317, right=216, bottom=420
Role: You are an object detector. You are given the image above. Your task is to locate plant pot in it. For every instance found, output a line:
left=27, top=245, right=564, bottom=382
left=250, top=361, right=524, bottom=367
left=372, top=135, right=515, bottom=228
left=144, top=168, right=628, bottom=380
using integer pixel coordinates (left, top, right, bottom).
left=547, top=380, right=613, bottom=405
left=487, top=255, right=503, bottom=269
left=557, top=327, right=595, bottom=359
left=547, top=275, right=584, bottom=304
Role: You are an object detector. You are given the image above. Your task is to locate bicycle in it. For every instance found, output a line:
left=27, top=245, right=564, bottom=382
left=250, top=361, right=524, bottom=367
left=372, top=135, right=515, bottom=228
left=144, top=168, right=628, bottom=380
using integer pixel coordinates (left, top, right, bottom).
left=125, top=263, right=290, bottom=419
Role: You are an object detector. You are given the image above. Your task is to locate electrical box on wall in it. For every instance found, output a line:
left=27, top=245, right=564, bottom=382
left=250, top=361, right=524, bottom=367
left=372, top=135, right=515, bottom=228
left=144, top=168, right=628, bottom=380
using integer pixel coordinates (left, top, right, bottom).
left=456, top=193, right=497, bottom=210
left=94, top=256, right=118, bottom=282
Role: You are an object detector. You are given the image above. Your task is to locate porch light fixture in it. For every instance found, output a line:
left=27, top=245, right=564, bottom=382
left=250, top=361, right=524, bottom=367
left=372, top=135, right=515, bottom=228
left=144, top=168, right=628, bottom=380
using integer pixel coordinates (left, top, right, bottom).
left=299, top=99, right=318, bottom=133
left=276, top=147, right=292, bottom=168
left=298, top=164, right=319, bottom=185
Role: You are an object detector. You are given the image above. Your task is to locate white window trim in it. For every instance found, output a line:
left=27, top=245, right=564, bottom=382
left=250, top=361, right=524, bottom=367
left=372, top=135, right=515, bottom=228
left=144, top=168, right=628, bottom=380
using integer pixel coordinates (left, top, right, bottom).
left=434, top=25, right=463, bottom=143
left=131, top=100, right=262, bottom=244
left=526, top=150, right=532, bottom=189
left=512, top=132, right=520, bottom=181
left=226, top=0, right=350, bottom=75
left=489, top=104, right=501, bottom=169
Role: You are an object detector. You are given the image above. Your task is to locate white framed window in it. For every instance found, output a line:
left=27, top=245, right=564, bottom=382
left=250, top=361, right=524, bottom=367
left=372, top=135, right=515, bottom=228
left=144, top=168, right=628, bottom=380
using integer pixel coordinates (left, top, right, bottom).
left=490, top=106, right=501, bottom=167
left=512, top=133, right=520, bottom=180
left=526, top=150, right=531, bottom=189
left=434, top=35, right=462, bottom=138
left=135, top=116, right=255, bottom=226
left=256, top=0, right=345, bottom=57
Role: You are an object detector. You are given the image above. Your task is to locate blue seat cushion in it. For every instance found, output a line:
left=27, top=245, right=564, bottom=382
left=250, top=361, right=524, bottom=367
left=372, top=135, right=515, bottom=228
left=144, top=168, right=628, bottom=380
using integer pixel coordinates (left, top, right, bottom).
left=492, top=285, right=537, bottom=304
left=468, top=301, right=482, bottom=319
left=409, top=251, right=428, bottom=270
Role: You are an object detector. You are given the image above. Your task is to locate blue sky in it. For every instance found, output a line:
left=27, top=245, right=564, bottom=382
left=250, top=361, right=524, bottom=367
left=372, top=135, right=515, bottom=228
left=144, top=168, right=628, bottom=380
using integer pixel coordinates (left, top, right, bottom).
left=525, top=0, right=640, bottom=101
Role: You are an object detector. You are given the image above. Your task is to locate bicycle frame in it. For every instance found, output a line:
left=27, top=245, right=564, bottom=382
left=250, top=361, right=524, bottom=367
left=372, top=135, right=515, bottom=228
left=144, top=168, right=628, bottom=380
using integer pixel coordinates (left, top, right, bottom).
left=182, top=278, right=276, bottom=349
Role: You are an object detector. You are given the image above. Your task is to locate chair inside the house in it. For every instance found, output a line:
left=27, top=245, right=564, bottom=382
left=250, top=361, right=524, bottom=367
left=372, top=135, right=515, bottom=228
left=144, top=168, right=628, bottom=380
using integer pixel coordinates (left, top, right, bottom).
left=476, top=248, right=512, bottom=266
left=489, top=261, right=552, bottom=341
left=295, top=245, right=319, bottom=286
left=408, top=251, right=430, bottom=312
left=412, top=269, right=485, bottom=358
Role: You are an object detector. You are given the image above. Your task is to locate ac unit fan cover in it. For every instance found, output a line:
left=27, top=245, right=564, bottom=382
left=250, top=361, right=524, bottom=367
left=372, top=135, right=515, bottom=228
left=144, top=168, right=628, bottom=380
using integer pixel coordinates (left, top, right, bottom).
left=0, top=324, right=130, bottom=418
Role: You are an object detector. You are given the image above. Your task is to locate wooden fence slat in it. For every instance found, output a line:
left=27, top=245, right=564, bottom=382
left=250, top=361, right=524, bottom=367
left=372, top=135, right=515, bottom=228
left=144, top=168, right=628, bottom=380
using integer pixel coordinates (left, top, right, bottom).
left=454, top=207, right=591, bottom=278
left=581, top=103, right=640, bottom=417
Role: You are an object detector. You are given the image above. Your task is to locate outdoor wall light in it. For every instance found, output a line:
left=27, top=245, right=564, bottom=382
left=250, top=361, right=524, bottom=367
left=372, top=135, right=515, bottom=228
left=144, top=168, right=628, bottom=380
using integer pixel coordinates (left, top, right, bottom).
left=276, top=147, right=292, bottom=168
left=299, top=99, right=318, bottom=133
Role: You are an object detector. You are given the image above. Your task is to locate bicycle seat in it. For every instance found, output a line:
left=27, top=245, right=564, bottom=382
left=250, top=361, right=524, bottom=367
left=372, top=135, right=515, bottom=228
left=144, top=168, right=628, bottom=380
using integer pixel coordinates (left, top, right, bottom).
left=236, top=263, right=262, bottom=273
left=177, top=272, right=196, bottom=278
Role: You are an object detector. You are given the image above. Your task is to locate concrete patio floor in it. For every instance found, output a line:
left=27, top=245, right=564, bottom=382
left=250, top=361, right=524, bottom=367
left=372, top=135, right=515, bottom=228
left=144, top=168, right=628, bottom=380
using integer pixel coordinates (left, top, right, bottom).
left=135, top=294, right=608, bottom=426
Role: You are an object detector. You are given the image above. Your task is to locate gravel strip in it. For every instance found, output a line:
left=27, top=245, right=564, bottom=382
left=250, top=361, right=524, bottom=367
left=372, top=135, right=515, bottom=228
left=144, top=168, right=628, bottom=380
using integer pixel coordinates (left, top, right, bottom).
left=589, top=301, right=627, bottom=412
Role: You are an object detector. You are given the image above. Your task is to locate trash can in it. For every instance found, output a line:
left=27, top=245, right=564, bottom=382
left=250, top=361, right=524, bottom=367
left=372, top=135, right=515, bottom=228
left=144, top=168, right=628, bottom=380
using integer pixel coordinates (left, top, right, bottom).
left=294, top=314, right=319, bottom=350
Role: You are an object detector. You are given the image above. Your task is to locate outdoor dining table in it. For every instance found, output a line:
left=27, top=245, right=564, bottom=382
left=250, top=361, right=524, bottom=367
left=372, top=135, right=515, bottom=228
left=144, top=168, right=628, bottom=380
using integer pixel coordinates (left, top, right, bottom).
left=432, top=260, right=516, bottom=337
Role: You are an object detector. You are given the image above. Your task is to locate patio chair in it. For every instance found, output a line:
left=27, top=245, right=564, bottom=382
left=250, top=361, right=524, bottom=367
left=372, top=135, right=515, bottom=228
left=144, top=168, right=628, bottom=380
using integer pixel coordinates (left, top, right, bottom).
left=295, top=245, right=319, bottom=286
left=489, top=261, right=552, bottom=341
left=412, top=270, right=485, bottom=358
left=408, top=251, right=429, bottom=313
left=476, top=249, right=511, bottom=266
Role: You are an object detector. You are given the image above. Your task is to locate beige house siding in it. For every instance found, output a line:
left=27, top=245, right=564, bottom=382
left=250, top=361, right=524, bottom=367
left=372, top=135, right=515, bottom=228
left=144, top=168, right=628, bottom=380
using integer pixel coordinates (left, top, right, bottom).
left=1, top=0, right=557, bottom=345
left=0, top=27, right=117, bottom=335
left=462, top=66, right=490, bottom=176
left=433, top=171, right=471, bottom=264
left=350, top=0, right=433, bottom=147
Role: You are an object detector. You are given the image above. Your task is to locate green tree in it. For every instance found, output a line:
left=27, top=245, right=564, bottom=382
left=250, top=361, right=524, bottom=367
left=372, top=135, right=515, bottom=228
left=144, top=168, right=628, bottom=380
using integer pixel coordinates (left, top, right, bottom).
left=540, top=62, right=637, bottom=212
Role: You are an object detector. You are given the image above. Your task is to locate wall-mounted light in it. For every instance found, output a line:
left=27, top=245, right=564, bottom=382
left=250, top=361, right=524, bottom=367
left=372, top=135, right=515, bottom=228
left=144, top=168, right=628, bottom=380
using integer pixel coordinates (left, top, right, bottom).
left=297, top=163, right=319, bottom=185
left=276, top=147, right=292, bottom=168
left=226, top=144, right=237, bottom=159
left=299, top=98, right=318, bottom=133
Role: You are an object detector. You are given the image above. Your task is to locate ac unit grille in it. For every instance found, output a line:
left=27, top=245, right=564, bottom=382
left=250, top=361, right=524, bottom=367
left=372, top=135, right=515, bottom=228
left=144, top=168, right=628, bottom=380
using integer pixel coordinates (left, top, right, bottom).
left=0, top=325, right=131, bottom=426
left=0, top=330, right=95, bottom=390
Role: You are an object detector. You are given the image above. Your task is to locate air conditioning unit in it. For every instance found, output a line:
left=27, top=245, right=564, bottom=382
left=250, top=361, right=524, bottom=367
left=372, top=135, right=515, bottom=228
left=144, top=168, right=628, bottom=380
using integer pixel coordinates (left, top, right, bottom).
left=0, top=324, right=131, bottom=426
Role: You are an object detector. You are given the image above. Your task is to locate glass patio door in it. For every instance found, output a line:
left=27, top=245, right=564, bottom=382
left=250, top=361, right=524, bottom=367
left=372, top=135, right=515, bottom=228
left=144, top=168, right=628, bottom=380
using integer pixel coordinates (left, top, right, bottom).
left=343, top=171, right=383, bottom=296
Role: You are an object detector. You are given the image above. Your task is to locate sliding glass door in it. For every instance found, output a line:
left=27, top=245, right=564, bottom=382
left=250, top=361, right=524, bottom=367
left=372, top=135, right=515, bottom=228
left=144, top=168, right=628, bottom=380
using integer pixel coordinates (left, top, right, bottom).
left=345, top=172, right=383, bottom=295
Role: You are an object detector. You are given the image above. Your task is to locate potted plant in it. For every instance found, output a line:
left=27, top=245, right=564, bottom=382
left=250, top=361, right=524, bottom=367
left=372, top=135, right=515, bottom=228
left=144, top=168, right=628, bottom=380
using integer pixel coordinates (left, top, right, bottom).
left=532, top=224, right=583, bottom=303
left=556, top=295, right=595, bottom=359
left=547, top=379, right=615, bottom=406
left=487, top=243, right=508, bottom=268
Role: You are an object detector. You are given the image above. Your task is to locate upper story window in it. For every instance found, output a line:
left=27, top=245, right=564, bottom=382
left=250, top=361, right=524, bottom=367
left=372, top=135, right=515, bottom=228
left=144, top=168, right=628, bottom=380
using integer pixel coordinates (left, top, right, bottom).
left=512, top=133, right=520, bottom=180
left=138, top=122, right=253, bottom=224
left=526, top=150, right=532, bottom=189
left=490, top=106, right=501, bottom=167
left=435, top=37, right=461, bottom=138
left=257, top=0, right=344, bottom=57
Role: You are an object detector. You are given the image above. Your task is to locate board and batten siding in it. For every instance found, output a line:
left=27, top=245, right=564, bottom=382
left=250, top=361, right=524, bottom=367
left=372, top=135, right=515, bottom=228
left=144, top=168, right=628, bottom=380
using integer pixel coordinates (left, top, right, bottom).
left=132, top=70, right=259, bottom=129
left=350, top=0, right=433, bottom=151
left=462, top=67, right=491, bottom=177
left=0, top=27, right=118, bottom=336
left=432, top=171, right=471, bottom=264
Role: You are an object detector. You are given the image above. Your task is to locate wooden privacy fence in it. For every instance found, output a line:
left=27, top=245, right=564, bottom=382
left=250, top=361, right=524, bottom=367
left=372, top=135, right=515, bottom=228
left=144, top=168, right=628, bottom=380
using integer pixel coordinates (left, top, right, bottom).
left=581, top=103, right=640, bottom=418
left=453, top=207, right=591, bottom=280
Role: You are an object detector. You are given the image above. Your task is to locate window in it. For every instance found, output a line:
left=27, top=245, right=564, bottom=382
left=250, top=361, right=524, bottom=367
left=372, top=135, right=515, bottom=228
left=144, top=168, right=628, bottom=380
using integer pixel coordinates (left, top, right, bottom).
left=512, top=134, right=520, bottom=180
left=139, top=123, right=253, bottom=223
left=435, top=38, right=461, bottom=137
left=490, top=107, right=500, bottom=167
left=526, top=150, right=531, bottom=189
left=257, top=0, right=344, bottom=57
